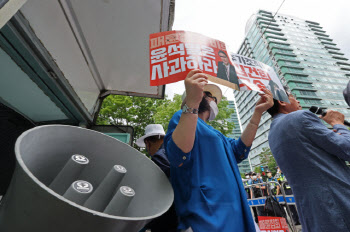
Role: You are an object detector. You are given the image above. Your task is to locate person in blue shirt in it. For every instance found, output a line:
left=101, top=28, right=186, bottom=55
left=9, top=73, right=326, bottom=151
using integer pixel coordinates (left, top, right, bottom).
left=250, top=172, right=264, bottom=198
left=268, top=90, right=350, bottom=232
left=243, top=172, right=252, bottom=199
left=164, top=69, right=274, bottom=232
left=250, top=172, right=266, bottom=223
left=265, top=169, right=278, bottom=195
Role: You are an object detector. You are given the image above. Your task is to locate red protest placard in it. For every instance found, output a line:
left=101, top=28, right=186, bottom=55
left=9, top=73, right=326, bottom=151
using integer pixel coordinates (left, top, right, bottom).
left=258, top=216, right=289, bottom=232
left=149, top=31, right=240, bottom=89
left=149, top=30, right=289, bottom=102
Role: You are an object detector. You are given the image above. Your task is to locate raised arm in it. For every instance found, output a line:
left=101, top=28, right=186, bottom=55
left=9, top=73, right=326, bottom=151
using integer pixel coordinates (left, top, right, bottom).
left=172, top=69, right=208, bottom=153
left=241, top=89, right=274, bottom=146
left=303, top=110, right=350, bottom=161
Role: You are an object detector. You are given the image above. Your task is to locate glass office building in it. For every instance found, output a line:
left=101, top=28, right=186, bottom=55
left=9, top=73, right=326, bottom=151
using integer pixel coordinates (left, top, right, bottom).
left=234, top=10, right=350, bottom=169
left=227, top=100, right=252, bottom=174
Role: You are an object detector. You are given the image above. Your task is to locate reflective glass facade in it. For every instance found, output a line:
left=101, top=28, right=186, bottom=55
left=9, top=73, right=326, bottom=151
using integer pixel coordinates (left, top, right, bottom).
left=234, top=10, right=350, bottom=169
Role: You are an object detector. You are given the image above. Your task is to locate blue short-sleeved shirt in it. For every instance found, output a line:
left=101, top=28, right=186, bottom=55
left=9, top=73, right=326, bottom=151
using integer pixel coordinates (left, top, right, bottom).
left=164, top=110, right=255, bottom=232
left=251, top=179, right=262, bottom=185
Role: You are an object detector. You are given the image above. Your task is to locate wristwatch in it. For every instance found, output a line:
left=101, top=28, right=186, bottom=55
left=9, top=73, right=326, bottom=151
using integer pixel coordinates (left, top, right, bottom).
left=182, top=104, right=198, bottom=114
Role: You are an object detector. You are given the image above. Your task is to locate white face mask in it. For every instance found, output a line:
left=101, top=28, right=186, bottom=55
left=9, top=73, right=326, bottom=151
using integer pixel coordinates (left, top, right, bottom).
left=208, top=101, right=218, bottom=121
left=252, top=176, right=257, bottom=180
left=245, top=175, right=249, bottom=179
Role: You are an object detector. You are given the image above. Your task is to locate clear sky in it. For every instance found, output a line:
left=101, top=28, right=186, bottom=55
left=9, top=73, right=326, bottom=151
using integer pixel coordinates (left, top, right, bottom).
left=165, top=0, right=350, bottom=100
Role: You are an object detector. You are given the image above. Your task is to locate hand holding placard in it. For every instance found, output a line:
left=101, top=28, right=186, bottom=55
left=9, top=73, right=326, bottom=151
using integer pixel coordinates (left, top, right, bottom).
left=149, top=30, right=288, bottom=102
left=184, top=69, right=208, bottom=109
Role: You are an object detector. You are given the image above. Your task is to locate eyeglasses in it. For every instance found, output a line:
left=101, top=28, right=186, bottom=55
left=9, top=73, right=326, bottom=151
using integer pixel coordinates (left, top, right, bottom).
left=287, top=92, right=296, bottom=99
left=204, top=91, right=217, bottom=103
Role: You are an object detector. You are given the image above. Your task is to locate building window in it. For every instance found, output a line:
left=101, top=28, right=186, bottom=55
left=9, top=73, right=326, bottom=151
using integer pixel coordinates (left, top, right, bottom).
left=299, top=90, right=317, bottom=96
left=295, top=82, right=313, bottom=88
left=304, top=99, right=322, bottom=105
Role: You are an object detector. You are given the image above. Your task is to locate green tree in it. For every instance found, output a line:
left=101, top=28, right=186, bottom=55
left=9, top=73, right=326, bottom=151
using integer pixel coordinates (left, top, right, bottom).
left=257, top=147, right=278, bottom=176
left=153, top=94, right=182, bottom=132
left=97, top=95, right=167, bottom=150
left=97, top=94, right=236, bottom=150
left=153, top=95, right=235, bottom=136
left=254, top=166, right=261, bottom=174
left=207, top=96, right=235, bottom=136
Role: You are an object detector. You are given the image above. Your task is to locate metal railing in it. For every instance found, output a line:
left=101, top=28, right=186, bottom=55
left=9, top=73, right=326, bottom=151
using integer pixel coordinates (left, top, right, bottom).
left=244, top=181, right=298, bottom=232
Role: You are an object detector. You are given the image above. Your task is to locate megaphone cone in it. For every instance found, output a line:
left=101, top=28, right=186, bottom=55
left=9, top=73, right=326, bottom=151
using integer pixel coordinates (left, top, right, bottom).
left=0, top=125, right=173, bottom=232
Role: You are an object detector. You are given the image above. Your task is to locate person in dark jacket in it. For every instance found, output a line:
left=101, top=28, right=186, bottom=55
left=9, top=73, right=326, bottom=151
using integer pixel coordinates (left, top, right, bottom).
left=268, top=90, right=350, bottom=232
left=136, top=124, right=178, bottom=232
left=343, top=80, right=350, bottom=107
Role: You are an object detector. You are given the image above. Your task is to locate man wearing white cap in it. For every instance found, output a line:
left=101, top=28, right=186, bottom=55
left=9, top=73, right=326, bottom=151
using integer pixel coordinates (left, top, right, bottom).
left=137, top=124, right=178, bottom=231
left=164, top=69, right=273, bottom=232
left=136, top=124, right=170, bottom=177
